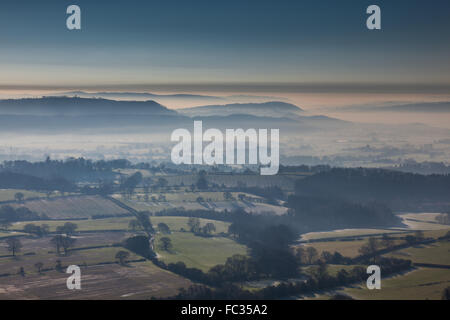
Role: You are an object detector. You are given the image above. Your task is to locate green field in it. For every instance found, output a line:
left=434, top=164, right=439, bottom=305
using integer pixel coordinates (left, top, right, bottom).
left=0, top=189, right=78, bottom=202
left=303, top=264, right=366, bottom=278
left=155, top=231, right=248, bottom=271
left=301, top=228, right=404, bottom=241
left=385, top=241, right=450, bottom=266
left=0, top=245, right=140, bottom=275
left=339, top=267, right=450, bottom=300
left=116, top=191, right=264, bottom=202
left=152, top=216, right=230, bottom=234
left=299, top=240, right=372, bottom=258
left=12, top=216, right=231, bottom=234
left=0, top=231, right=26, bottom=239
left=0, top=189, right=49, bottom=202
left=299, top=237, right=409, bottom=259
left=12, top=218, right=133, bottom=232
left=398, top=213, right=450, bottom=231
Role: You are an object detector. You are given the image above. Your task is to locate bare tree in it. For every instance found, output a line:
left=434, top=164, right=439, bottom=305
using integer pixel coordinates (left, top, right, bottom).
left=34, top=262, right=44, bottom=274
left=5, top=238, right=22, bottom=256
left=306, top=247, right=318, bottom=264
left=128, top=219, right=142, bottom=232
left=115, top=251, right=130, bottom=266
left=159, top=237, right=173, bottom=252
left=14, top=192, right=25, bottom=203
left=51, top=235, right=76, bottom=255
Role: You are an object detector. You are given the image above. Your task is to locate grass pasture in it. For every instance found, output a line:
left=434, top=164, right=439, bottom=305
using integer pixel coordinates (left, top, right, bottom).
left=303, top=264, right=366, bottom=277
left=155, top=232, right=248, bottom=271
left=385, top=241, right=450, bottom=266
left=298, top=240, right=370, bottom=259
left=0, top=189, right=49, bottom=202
left=398, top=213, right=450, bottom=231
left=300, top=228, right=405, bottom=241
left=12, top=216, right=231, bottom=234
left=12, top=218, right=133, bottom=233
left=339, top=267, right=450, bottom=300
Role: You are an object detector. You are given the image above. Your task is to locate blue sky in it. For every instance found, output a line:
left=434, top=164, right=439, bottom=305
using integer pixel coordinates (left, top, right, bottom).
left=0, top=0, right=449, bottom=93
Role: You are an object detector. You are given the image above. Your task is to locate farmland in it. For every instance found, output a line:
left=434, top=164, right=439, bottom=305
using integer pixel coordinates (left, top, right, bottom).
left=0, top=222, right=194, bottom=299
left=0, top=261, right=191, bottom=299
left=155, top=232, right=248, bottom=271
left=115, top=191, right=288, bottom=215
left=0, top=194, right=247, bottom=299
left=300, top=228, right=406, bottom=241
left=0, top=170, right=449, bottom=300
left=162, top=174, right=297, bottom=190
left=385, top=241, right=450, bottom=265
left=293, top=212, right=450, bottom=300
left=339, top=267, right=450, bottom=300
left=12, top=216, right=231, bottom=234
left=9, top=195, right=130, bottom=219
left=0, top=189, right=50, bottom=202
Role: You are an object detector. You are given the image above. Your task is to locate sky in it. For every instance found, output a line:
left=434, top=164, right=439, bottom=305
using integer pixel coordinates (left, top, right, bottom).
left=0, top=0, right=449, bottom=100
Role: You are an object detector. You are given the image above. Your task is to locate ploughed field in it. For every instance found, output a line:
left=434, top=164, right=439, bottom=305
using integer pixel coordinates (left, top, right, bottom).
left=0, top=262, right=191, bottom=299
left=0, top=192, right=249, bottom=299
left=9, top=195, right=129, bottom=219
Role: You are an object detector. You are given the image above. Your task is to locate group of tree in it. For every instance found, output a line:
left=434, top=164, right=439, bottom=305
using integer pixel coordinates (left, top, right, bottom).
left=187, top=217, right=216, bottom=236
left=50, top=235, right=76, bottom=255
left=115, top=250, right=130, bottom=266
left=294, top=167, right=450, bottom=211
left=435, top=213, right=450, bottom=225
left=228, top=221, right=300, bottom=279
left=163, top=254, right=259, bottom=286
left=1, top=157, right=124, bottom=182
left=169, top=257, right=412, bottom=300
left=56, top=222, right=78, bottom=236
left=135, top=212, right=155, bottom=236
left=4, top=237, right=22, bottom=256
left=159, top=237, right=173, bottom=252
left=294, top=247, right=351, bottom=266
left=119, top=172, right=143, bottom=197
left=157, top=222, right=171, bottom=234
left=196, top=170, right=208, bottom=190
left=357, top=231, right=426, bottom=260
left=0, top=205, right=40, bottom=223
left=123, top=235, right=155, bottom=259
left=286, top=194, right=400, bottom=231
left=230, top=186, right=285, bottom=204
left=0, top=171, right=75, bottom=192
left=23, top=223, right=50, bottom=237
left=14, top=192, right=25, bottom=203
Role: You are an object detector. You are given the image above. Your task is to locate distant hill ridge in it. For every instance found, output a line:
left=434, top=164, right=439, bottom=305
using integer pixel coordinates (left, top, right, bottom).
left=180, top=101, right=304, bottom=117
left=0, top=96, right=176, bottom=116
left=59, top=91, right=225, bottom=101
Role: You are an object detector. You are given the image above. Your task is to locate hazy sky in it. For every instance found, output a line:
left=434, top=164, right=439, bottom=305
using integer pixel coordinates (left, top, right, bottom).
left=0, top=0, right=449, bottom=95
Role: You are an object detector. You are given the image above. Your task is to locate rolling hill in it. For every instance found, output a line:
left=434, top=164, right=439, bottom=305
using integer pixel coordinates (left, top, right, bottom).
left=0, top=96, right=176, bottom=116
left=180, top=101, right=304, bottom=118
